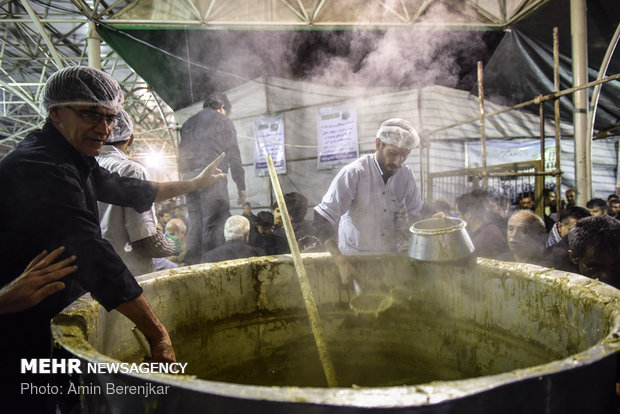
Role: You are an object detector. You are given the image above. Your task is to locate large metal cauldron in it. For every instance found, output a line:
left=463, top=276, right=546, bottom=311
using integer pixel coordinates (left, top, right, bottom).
left=51, top=254, right=620, bottom=413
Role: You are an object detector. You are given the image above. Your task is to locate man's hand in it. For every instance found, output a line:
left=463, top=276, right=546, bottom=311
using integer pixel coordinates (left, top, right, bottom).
left=334, top=255, right=359, bottom=288
left=155, top=153, right=228, bottom=202
left=237, top=189, right=246, bottom=206
left=194, top=152, right=227, bottom=189
left=324, top=238, right=359, bottom=288
left=149, top=335, right=176, bottom=363
left=115, top=294, right=176, bottom=363
left=431, top=211, right=448, bottom=219
left=0, top=246, right=77, bottom=315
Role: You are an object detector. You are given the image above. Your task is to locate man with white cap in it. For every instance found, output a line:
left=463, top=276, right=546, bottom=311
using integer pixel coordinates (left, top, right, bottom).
left=97, top=110, right=179, bottom=275
left=313, top=118, right=422, bottom=284
left=0, top=66, right=226, bottom=412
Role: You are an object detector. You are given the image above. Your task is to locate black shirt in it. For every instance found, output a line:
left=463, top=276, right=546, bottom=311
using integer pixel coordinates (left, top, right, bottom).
left=0, top=121, right=157, bottom=362
left=539, top=237, right=578, bottom=273
left=203, top=239, right=264, bottom=262
left=248, top=227, right=289, bottom=255
left=179, top=107, right=245, bottom=192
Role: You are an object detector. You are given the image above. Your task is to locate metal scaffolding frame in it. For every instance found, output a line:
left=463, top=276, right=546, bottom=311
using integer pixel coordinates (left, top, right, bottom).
left=0, top=0, right=550, bottom=160
left=0, top=0, right=178, bottom=179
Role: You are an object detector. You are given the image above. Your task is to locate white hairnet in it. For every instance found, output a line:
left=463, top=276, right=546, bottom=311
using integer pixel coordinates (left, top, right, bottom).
left=106, top=110, right=133, bottom=143
left=377, top=118, right=420, bottom=150
left=39, top=66, right=124, bottom=115
left=224, top=215, right=250, bottom=241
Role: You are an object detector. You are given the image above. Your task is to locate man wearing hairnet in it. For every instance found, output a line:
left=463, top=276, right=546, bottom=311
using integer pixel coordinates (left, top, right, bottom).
left=97, top=110, right=179, bottom=275
left=0, top=66, right=225, bottom=412
left=313, top=119, right=422, bottom=285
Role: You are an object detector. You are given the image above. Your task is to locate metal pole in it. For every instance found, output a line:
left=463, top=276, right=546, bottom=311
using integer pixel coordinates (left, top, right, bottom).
left=426, top=140, right=431, bottom=200
left=19, top=0, right=64, bottom=70
left=553, top=27, right=562, bottom=214
left=587, top=22, right=620, bottom=150
left=87, top=21, right=102, bottom=70
left=428, top=73, right=619, bottom=138
left=538, top=99, right=546, bottom=218
left=570, top=0, right=590, bottom=205
left=477, top=61, right=488, bottom=190
left=417, top=88, right=426, bottom=200
left=539, top=99, right=545, bottom=173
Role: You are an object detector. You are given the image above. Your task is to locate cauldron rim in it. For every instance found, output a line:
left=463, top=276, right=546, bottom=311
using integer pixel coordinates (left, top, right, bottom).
left=51, top=255, right=620, bottom=409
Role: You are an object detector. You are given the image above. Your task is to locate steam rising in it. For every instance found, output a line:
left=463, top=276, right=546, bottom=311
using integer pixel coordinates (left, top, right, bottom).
left=300, top=29, right=491, bottom=90
left=181, top=21, right=497, bottom=95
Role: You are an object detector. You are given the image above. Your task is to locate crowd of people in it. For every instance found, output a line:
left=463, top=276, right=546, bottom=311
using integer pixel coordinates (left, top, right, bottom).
left=0, top=65, right=619, bottom=412
left=153, top=191, right=321, bottom=265
left=427, top=189, right=620, bottom=287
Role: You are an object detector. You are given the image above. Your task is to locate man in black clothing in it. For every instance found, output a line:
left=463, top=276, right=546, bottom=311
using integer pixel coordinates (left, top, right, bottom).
left=285, top=192, right=322, bottom=252
left=568, top=215, right=620, bottom=288
left=539, top=206, right=590, bottom=273
left=204, top=216, right=264, bottom=262
left=586, top=197, right=609, bottom=217
left=455, top=192, right=508, bottom=259
left=179, top=92, right=246, bottom=264
left=248, top=211, right=289, bottom=255
left=242, top=201, right=258, bottom=229
left=0, top=66, right=226, bottom=412
left=609, top=198, right=620, bottom=220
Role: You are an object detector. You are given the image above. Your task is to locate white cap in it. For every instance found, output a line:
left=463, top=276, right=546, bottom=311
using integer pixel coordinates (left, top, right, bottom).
left=377, top=118, right=420, bottom=150
left=106, top=110, right=133, bottom=143
left=39, top=66, right=124, bottom=115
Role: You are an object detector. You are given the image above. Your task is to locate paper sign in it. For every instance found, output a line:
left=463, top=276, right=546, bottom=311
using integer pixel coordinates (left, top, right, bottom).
left=317, top=105, right=359, bottom=170
left=254, top=114, right=286, bottom=176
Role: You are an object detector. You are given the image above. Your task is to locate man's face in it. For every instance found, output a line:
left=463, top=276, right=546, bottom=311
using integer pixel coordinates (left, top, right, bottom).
left=243, top=205, right=251, bottom=215
left=566, top=191, right=576, bottom=205
left=558, top=218, right=577, bottom=238
left=569, top=246, right=620, bottom=284
left=376, top=140, right=410, bottom=178
left=507, top=213, right=542, bottom=260
left=609, top=201, right=620, bottom=216
left=588, top=206, right=606, bottom=217
left=50, top=105, right=117, bottom=157
left=518, top=197, right=534, bottom=211
left=487, top=199, right=507, bottom=218
left=256, top=224, right=272, bottom=237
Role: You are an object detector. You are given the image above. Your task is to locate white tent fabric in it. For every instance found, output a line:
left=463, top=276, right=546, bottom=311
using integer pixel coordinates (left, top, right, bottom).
left=174, top=77, right=615, bottom=215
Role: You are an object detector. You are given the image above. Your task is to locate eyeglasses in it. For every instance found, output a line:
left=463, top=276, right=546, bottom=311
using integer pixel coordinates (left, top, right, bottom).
left=66, top=106, right=119, bottom=127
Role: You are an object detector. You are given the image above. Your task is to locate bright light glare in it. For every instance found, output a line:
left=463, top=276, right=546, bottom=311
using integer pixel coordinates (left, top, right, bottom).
left=144, top=152, right=165, bottom=169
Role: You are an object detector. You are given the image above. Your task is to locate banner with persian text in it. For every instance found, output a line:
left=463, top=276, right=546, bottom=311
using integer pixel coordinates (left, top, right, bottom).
left=254, top=114, right=286, bottom=176
left=316, top=105, right=359, bottom=170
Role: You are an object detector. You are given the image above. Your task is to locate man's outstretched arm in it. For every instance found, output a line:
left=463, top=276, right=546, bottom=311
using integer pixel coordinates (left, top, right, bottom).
left=155, top=153, right=227, bottom=202
left=312, top=211, right=359, bottom=287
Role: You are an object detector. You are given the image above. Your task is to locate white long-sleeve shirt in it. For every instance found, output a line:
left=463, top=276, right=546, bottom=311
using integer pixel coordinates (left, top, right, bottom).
left=97, top=146, right=158, bottom=275
left=315, top=153, right=422, bottom=254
